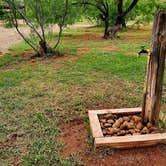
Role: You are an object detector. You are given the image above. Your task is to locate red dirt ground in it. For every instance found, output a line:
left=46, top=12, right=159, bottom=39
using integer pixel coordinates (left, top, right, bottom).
left=96, top=46, right=122, bottom=52
left=20, top=51, right=78, bottom=69
left=59, top=119, right=166, bottom=166
left=77, top=48, right=90, bottom=54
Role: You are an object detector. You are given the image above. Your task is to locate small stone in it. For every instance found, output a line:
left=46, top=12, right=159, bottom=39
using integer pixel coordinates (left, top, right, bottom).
left=136, top=122, right=143, bottom=130
left=129, top=119, right=135, bottom=124
left=104, top=123, right=112, bottom=128
left=120, top=124, right=127, bottom=130
left=129, top=129, right=135, bottom=134
left=132, top=115, right=142, bottom=122
left=102, top=129, right=107, bottom=135
left=118, top=118, right=124, bottom=123
left=107, top=128, right=114, bottom=135
left=147, top=122, right=153, bottom=128
left=135, top=129, right=140, bottom=133
left=105, top=113, right=114, bottom=120
left=117, top=130, right=126, bottom=136
left=107, top=128, right=119, bottom=135
left=128, top=115, right=132, bottom=119
left=112, top=120, right=122, bottom=128
left=113, top=128, right=120, bottom=133
left=100, top=119, right=106, bottom=123
left=141, top=127, right=149, bottom=134
left=123, top=121, right=128, bottom=126
left=127, top=122, right=135, bottom=129
left=114, top=115, right=118, bottom=119
left=123, top=116, right=130, bottom=122
left=107, top=119, right=115, bottom=124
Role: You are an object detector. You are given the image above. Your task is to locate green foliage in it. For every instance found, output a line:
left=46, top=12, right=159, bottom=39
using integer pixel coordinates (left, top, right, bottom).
left=127, top=0, right=166, bottom=24
left=80, top=0, right=117, bottom=25
left=2, top=0, right=81, bottom=55
left=24, top=0, right=80, bottom=27
left=78, top=0, right=166, bottom=27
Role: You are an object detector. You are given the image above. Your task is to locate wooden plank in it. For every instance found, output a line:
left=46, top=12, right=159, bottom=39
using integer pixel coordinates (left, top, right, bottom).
left=89, top=107, right=141, bottom=115
left=95, top=133, right=166, bottom=148
left=142, top=10, right=166, bottom=124
left=88, top=111, right=103, bottom=138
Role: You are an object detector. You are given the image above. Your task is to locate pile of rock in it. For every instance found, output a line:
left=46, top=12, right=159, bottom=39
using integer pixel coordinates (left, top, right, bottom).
left=99, top=113, right=161, bottom=137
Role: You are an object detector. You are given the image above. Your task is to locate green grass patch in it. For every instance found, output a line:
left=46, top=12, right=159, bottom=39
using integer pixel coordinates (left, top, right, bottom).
left=0, top=25, right=165, bottom=165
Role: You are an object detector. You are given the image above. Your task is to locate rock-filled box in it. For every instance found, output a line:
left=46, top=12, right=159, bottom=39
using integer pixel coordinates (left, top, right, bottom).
left=88, top=108, right=166, bottom=148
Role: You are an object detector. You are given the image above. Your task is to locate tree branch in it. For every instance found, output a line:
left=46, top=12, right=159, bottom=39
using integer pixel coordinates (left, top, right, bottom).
left=122, top=0, right=139, bottom=17
left=54, top=0, right=69, bottom=49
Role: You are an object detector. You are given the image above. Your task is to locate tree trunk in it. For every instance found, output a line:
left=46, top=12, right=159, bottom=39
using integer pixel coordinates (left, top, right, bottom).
left=115, top=0, right=139, bottom=28
left=121, top=19, right=126, bottom=28
left=103, top=17, right=109, bottom=39
left=115, top=0, right=126, bottom=28
left=115, top=16, right=126, bottom=28
left=142, top=10, right=166, bottom=124
left=39, top=40, right=48, bottom=56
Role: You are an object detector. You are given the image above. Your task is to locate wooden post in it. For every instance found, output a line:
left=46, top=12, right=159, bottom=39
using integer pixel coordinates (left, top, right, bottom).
left=142, top=10, right=166, bottom=124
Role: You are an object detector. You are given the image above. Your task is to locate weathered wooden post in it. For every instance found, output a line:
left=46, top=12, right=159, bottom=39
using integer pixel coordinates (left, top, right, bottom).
left=142, top=10, right=166, bottom=124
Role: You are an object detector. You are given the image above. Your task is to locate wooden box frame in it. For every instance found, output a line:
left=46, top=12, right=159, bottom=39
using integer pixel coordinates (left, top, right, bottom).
left=88, top=107, right=166, bottom=148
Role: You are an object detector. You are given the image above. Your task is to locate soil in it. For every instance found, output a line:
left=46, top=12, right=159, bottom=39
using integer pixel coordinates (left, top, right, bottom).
left=96, top=46, right=122, bottom=52
left=59, top=119, right=166, bottom=166
left=76, top=33, right=104, bottom=43
left=121, top=35, right=151, bottom=41
left=77, top=48, right=90, bottom=54
left=0, top=27, right=29, bottom=54
left=21, top=51, right=78, bottom=66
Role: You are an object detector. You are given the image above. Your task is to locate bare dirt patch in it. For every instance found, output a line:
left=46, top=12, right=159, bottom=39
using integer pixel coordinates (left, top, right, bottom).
left=59, top=119, right=88, bottom=158
left=59, top=119, right=166, bottom=166
left=96, top=46, right=122, bottom=52
left=126, top=29, right=151, bottom=33
left=20, top=50, right=78, bottom=67
left=77, top=48, right=91, bottom=54
left=121, top=35, right=151, bottom=41
left=75, top=33, right=104, bottom=43
left=126, top=51, right=135, bottom=55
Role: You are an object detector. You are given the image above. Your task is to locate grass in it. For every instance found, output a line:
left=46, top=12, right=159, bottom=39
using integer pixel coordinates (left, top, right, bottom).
left=0, top=25, right=165, bottom=165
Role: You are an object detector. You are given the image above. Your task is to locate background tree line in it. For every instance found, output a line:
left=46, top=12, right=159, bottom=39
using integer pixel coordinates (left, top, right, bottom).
left=0, top=0, right=165, bottom=57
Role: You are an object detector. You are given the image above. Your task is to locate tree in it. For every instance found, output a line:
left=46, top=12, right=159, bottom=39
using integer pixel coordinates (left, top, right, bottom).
left=0, top=1, right=7, bottom=19
left=74, top=0, right=139, bottom=38
left=73, top=0, right=114, bottom=38
left=127, top=0, right=166, bottom=25
left=115, top=0, right=139, bottom=28
left=3, top=0, right=73, bottom=57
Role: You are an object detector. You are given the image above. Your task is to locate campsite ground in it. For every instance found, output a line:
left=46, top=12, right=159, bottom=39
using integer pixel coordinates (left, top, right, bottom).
left=0, top=24, right=166, bottom=165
